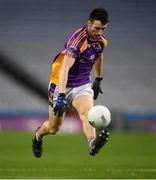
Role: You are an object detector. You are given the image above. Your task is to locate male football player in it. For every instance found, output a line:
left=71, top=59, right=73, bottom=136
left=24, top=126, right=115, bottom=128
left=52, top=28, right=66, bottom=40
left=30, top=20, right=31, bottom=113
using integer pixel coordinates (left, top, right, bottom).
left=32, top=7, right=110, bottom=158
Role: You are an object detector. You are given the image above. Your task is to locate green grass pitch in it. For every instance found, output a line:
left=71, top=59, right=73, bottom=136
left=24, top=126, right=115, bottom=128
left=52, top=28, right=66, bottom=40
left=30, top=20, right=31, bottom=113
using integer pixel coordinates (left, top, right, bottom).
left=0, top=132, right=156, bottom=179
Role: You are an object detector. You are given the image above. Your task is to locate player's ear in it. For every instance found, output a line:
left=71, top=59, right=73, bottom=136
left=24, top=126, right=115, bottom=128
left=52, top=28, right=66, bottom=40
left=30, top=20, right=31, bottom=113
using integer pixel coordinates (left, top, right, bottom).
left=88, top=20, right=92, bottom=27
left=87, top=20, right=92, bottom=31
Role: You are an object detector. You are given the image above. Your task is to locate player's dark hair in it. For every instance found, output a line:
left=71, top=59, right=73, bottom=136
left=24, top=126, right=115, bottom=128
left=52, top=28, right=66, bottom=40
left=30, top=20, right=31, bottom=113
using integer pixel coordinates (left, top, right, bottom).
left=89, top=7, right=109, bottom=25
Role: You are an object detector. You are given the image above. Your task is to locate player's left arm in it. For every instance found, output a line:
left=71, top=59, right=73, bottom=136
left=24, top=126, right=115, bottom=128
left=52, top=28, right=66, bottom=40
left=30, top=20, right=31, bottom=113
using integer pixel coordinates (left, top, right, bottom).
left=93, top=53, right=104, bottom=78
left=92, top=54, right=104, bottom=100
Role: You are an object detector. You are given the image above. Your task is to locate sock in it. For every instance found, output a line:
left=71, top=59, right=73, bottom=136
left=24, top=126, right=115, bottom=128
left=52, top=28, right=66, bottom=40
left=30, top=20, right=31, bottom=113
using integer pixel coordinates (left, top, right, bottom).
left=35, top=131, right=42, bottom=141
left=88, top=136, right=95, bottom=147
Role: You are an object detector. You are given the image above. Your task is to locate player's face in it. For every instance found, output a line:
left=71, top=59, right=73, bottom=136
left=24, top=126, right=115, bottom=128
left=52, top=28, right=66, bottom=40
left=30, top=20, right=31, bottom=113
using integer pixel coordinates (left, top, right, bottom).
left=87, top=20, right=108, bottom=41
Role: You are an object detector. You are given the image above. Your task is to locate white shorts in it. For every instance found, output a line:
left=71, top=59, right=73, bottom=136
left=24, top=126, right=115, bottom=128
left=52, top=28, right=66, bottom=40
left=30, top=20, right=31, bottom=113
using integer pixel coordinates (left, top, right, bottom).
left=48, top=83, right=94, bottom=108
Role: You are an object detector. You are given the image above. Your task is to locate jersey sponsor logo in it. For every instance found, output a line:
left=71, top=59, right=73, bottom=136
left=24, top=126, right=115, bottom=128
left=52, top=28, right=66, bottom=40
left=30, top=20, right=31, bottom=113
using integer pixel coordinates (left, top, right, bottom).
left=79, top=55, right=95, bottom=64
left=90, top=54, right=95, bottom=60
left=87, top=44, right=91, bottom=48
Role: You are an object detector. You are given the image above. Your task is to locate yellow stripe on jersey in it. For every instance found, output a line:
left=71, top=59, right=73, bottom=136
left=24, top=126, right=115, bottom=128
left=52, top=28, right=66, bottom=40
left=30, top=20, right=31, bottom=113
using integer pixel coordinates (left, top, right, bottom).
left=72, top=31, right=86, bottom=47
left=101, top=36, right=108, bottom=48
left=73, top=32, right=86, bottom=48
left=67, top=28, right=86, bottom=48
left=66, top=28, right=83, bottom=47
left=80, top=39, right=88, bottom=53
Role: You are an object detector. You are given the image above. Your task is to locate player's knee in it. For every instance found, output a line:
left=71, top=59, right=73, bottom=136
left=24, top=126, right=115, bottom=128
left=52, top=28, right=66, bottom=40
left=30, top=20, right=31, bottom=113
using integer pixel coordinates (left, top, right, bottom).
left=49, top=126, right=60, bottom=135
left=80, top=106, right=92, bottom=117
left=49, top=130, right=57, bottom=135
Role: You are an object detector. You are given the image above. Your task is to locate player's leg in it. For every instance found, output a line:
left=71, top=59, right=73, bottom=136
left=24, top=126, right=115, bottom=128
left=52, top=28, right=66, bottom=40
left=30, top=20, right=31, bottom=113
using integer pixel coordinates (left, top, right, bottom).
left=72, top=95, right=109, bottom=156
left=37, top=106, right=64, bottom=138
left=32, top=106, right=65, bottom=158
left=72, top=95, right=95, bottom=141
left=72, top=95, right=98, bottom=156
left=32, top=83, right=65, bottom=158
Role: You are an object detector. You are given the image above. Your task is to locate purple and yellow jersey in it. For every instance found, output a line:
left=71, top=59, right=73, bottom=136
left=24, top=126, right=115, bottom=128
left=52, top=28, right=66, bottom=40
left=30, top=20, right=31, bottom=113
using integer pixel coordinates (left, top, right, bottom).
left=50, top=26, right=108, bottom=87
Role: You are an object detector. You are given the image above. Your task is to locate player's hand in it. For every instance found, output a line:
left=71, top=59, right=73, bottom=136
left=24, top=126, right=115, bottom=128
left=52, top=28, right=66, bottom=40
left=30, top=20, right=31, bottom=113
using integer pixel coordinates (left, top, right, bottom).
left=92, top=77, right=103, bottom=100
left=54, top=93, right=68, bottom=117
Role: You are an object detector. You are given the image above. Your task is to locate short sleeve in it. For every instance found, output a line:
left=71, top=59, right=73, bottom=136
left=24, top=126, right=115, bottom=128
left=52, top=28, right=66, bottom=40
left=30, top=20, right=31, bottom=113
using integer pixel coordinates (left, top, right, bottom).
left=65, top=27, right=87, bottom=59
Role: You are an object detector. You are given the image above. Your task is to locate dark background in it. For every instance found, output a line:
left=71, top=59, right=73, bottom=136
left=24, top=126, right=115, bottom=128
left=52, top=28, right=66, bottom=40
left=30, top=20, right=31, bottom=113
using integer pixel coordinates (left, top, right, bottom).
left=0, top=0, right=156, bottom=132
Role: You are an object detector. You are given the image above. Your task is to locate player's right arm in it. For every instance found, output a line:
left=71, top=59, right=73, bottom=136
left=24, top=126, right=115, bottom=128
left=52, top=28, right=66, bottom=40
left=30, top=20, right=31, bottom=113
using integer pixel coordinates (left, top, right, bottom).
left=59, top=55, right=75, bottom=93
left=53, top=55, right=75, bottom=117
